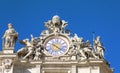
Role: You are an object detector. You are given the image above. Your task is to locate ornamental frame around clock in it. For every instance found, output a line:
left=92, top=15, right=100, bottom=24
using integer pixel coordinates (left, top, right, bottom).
left=43, top=34, right=70, bottom=57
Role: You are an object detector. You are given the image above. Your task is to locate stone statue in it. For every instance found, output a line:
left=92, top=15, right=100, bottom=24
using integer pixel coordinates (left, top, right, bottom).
left=71, top=34, right=99, bottom=61
left=94, top=36, right=105, bottom=58
left=45, top=15, right=68, bottom=34
left=83, top=40, right=98, bottom=59
left=72, top=34, right=84, bottom=48
left=67, top=45, right=77, bottom=56
left=34, top=38, right=44, bottom=60
left=24, top=39, right=34, bottom=59
left=76, top=47, right=87, bottom=61
left=2, top=59, right=13, bottom=72
left=2, top=23, right=18, bottom=48
left=34, top=47, right=42, bottom=60
left=71, top=35, right=87, bottom=61
left=18, top=35, right=44, bottom=60
left=18, top=39, right=35, bottom=59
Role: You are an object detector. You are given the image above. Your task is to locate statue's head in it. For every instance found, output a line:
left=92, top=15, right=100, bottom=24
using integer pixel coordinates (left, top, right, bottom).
left=96, top=36, right=101, bottom=40
left=52, top=15, right=61, bottom=25
left=8, top=23, right=13, bottom=29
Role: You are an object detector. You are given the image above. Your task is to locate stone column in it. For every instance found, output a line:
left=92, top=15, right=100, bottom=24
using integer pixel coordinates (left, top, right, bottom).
left=36, top=65, right=41, bottom=73
left=71, top=65, right=77, bottom=73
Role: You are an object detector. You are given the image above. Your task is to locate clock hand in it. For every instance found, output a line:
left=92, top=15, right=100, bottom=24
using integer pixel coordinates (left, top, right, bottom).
left=53, top=44, right=61, bottom=50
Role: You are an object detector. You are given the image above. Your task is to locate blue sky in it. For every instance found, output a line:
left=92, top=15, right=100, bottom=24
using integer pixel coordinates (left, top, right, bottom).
left=0, top=0, right=119, bottom=73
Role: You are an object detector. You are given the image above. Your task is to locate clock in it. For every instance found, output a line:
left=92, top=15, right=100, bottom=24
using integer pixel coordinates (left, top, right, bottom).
left=44, top=36, right=70, bottom=57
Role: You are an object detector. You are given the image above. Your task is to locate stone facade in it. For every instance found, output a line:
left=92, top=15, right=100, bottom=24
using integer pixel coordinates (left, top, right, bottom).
left=0, top=15, right=113, bottom=73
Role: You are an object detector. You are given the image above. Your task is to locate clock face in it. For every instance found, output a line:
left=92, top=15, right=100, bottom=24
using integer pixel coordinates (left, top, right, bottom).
left=45, top=37, right=69, bottom=56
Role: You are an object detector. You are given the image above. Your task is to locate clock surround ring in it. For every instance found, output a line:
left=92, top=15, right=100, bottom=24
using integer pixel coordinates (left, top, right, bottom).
left=43, top=34, right=70, bottom=57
